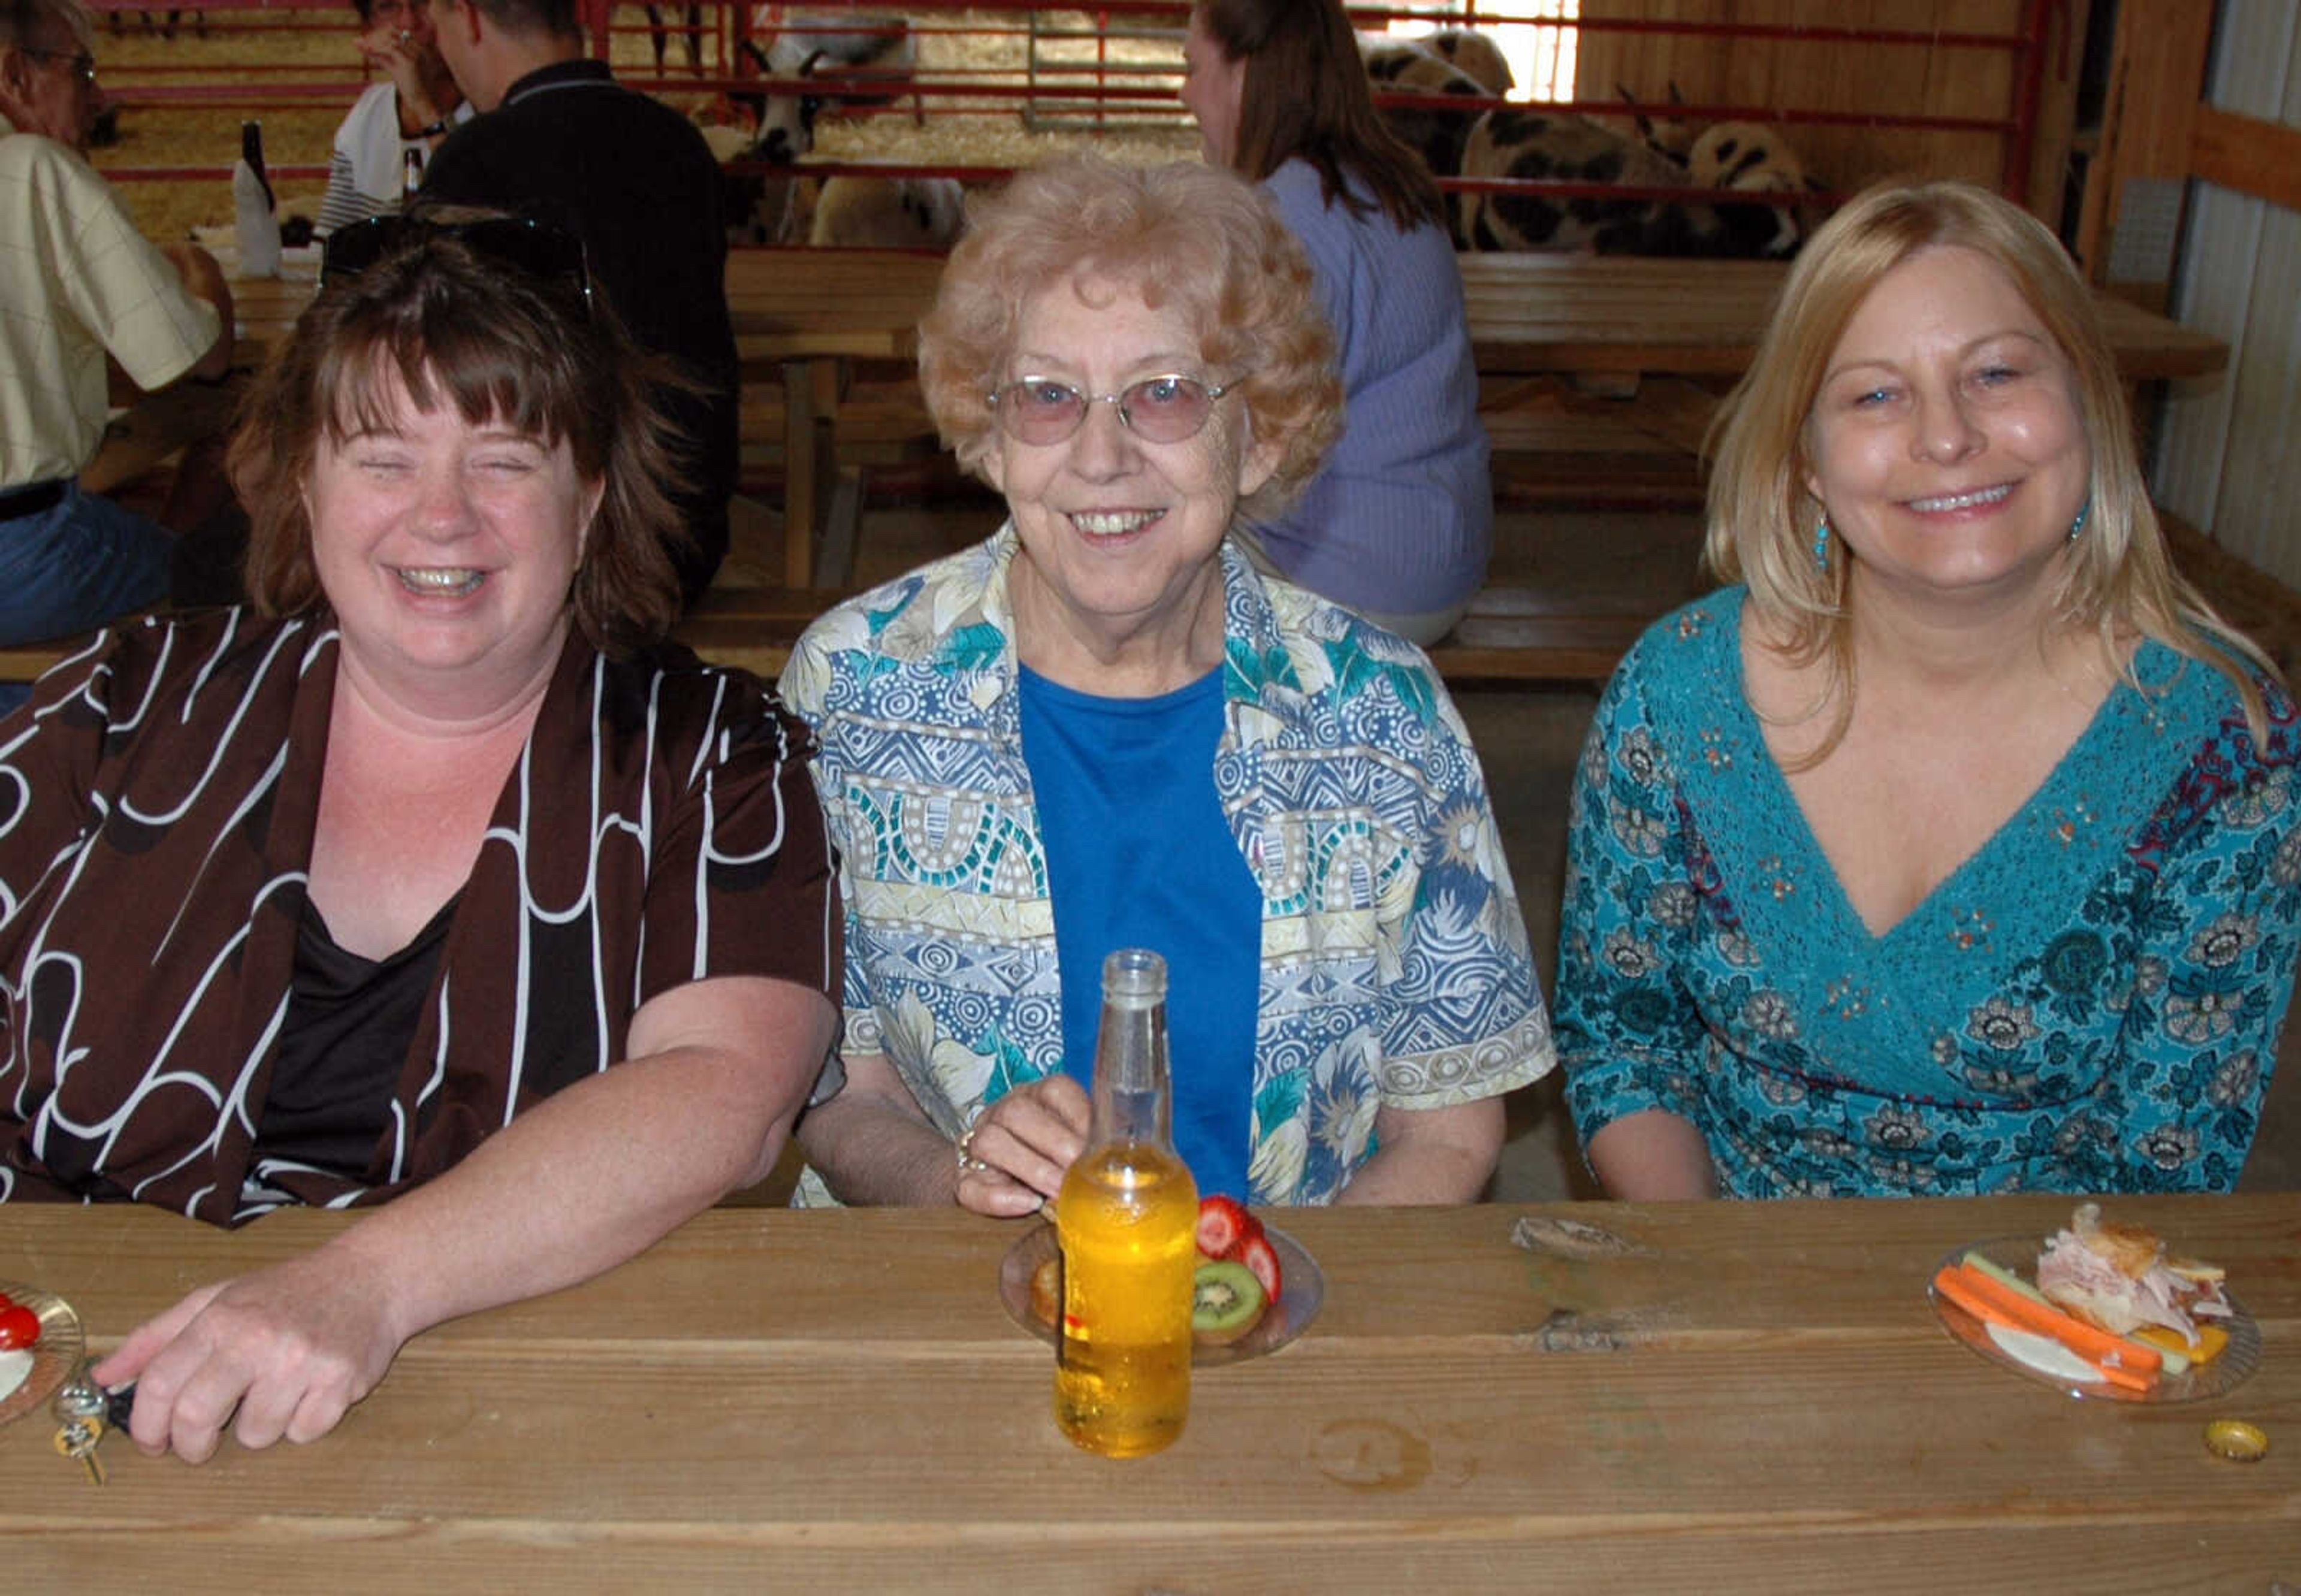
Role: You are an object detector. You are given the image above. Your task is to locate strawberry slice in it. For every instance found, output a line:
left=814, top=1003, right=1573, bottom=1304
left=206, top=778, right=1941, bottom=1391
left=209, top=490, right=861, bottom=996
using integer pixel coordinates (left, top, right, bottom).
left=1239, top=1232, right=1283, bottom=1302
left=1195, top=1194, right=1254, bottom=1260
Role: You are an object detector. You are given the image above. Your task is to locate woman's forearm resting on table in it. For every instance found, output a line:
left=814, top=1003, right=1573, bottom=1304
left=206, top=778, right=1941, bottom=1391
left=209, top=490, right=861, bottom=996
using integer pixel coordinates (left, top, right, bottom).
left=1586, top=1108, right=1718, bottom=1199
left=95, top=975, right=838, bottom=1462
left=1337, top=1096, right=1508, bottom=1204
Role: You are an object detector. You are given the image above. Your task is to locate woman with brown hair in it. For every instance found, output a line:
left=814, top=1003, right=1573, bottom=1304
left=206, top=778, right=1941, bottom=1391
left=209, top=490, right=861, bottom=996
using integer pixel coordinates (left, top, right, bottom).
left=1554, top=180, right=2300, bottom=1199
left=0, top=214, right=838, bottom=1461
left=1180, top=0, right=1489, bottom=646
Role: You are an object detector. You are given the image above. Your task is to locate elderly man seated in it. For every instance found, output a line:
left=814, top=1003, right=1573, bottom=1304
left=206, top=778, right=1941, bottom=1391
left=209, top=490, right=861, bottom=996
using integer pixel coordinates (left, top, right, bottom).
left=0, top=0, right=234, bottom=702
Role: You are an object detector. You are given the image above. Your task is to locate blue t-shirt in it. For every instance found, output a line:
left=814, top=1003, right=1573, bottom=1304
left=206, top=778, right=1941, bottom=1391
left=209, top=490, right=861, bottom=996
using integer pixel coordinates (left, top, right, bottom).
left=1019, top=663, right=1260, bottom=1199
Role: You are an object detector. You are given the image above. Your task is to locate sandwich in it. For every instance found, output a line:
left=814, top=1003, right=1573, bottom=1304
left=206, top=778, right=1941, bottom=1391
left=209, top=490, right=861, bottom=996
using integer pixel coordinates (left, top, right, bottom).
left=2035, top=1202, right=2232, bottom=1355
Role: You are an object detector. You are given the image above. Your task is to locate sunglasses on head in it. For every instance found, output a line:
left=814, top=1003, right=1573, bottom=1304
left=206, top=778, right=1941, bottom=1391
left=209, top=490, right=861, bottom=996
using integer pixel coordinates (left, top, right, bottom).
left=24, top=47, right=97, bottom=84
left=320, top=214, right=593, bottom=315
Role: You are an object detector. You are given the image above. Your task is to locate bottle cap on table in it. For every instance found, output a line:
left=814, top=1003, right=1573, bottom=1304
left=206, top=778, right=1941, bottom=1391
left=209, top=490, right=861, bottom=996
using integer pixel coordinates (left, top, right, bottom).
left=2203, top=1418, right=2269, bottom=1462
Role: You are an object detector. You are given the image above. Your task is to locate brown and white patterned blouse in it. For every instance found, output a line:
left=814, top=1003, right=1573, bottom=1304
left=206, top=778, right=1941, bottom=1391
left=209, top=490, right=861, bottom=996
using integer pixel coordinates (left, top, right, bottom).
left=0, top=610, right=838, bottom=1225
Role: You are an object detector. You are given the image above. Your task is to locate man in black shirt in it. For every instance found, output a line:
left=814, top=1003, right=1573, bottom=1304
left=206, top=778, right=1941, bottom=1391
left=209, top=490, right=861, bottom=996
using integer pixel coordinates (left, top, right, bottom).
left=421, top=0, right=736, bottom=600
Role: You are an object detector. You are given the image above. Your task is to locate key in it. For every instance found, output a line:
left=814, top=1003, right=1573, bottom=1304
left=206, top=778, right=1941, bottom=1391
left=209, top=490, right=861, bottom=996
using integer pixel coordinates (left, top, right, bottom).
left=53, top=1416, right=107, bottom=1485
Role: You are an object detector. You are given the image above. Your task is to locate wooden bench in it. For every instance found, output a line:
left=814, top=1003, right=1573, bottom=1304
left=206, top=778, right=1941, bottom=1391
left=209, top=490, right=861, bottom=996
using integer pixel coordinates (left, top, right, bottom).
left=21, top=508, right=2300, bottom=696
left=657, top=585, right=1650, bottom=687
left=0, top=586, right=1647, bottom=691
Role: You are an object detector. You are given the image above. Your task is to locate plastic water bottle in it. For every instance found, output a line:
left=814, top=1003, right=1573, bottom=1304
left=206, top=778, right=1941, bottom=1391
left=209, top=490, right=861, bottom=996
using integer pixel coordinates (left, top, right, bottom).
left=1052, top=949, right=1198, bottom=1458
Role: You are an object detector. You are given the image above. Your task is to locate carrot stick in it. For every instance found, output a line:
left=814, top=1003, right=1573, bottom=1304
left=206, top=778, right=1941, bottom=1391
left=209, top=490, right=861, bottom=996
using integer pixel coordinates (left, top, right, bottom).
left=1949, top=1262, right=2163, bottom=1374
left=1959, top=1252, right=2193, bottom=1375
left=1932, top=1268, right=2153, bottom=1392
left=1941, top=1260, right=2154, bottom=1389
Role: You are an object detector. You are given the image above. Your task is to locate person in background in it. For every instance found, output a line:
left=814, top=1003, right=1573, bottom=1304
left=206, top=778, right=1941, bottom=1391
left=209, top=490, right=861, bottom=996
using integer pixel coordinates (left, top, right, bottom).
left=419, top=0, right=738, bottom=603
left=312, top=0, right=471, bottom=235
left=1, top=216, right=838, bottom=1462
left=1180, top=0, right=1489, bottom=646
left=781, top=156, right=1549, bottom=1213
left=1555, top=181, right=2300, bottom=1199
left=0, top=0, right=232, bottom=706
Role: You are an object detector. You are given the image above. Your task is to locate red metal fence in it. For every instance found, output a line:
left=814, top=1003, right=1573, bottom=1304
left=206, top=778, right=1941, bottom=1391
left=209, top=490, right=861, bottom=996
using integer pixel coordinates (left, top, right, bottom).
left=89, top=1, right=2060, bottom=214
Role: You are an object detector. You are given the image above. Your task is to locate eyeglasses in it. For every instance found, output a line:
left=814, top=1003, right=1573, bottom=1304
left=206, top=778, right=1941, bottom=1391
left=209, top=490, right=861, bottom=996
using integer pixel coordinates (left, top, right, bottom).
left=321, top=214, right=593, bottom=315
left=25, top=47, right=96, bottom=85
left=985, top=373, right=1247, bottom=446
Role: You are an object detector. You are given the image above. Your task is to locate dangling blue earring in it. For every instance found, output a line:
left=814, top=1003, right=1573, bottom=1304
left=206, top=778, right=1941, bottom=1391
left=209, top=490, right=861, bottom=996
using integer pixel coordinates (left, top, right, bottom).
left=1813, top=516, right=1831, bottom=572
left=2068, top=499, right=2090, bottom=542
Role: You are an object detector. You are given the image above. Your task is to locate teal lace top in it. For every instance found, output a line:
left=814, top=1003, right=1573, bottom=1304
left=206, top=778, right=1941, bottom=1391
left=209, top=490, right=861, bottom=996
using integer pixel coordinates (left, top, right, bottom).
left=1557, top=590, right=2301, bottom=1196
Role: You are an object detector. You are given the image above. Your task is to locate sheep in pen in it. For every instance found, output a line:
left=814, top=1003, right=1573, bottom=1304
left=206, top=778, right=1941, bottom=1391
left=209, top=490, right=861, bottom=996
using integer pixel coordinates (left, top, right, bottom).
left=1364, top=32, right=1823, bottom=259
left=704, top=14, right=966, bottom=251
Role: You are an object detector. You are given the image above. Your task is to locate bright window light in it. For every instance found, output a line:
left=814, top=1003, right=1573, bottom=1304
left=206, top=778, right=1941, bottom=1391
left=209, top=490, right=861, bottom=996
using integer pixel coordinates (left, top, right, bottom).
left=1381, top=1, right=1580, bottom=103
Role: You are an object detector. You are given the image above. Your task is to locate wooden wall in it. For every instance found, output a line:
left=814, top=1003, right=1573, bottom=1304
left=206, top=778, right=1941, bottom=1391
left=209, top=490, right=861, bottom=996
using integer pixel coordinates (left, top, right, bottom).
left=1571, top=0, right=2079, bottom=217
left=2153, top=0, right=2301, bottom=586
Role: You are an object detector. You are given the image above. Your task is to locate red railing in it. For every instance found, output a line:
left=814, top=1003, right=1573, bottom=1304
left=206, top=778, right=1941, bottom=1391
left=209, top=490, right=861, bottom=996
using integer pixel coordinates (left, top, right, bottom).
left=92, top=1, right=2060, bottom=209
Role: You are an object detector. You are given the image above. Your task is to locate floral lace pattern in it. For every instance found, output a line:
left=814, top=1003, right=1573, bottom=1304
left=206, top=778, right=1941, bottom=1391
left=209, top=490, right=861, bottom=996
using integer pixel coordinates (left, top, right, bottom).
left=1557, top=591, right=2301, bottom=1196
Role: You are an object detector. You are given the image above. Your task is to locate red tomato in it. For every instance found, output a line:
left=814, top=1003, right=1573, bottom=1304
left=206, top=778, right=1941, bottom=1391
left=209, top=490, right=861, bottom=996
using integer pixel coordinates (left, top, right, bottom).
left=0, top=1304, right=39, bottom=1351
left=1195, top=1194, right=1256, bottom=1260
left=1239, top=1234, right=1284, bottom=1302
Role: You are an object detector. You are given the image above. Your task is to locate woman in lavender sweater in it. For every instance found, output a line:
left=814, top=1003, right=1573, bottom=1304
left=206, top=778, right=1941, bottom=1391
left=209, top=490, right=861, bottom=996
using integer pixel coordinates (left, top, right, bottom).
left=1180, top=0, right=1490, bottom=646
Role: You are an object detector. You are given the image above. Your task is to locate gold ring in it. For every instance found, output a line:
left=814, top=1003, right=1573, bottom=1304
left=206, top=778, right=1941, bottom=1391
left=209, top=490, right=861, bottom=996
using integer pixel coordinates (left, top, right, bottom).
left=955, top=1122, right=989, bottom=1175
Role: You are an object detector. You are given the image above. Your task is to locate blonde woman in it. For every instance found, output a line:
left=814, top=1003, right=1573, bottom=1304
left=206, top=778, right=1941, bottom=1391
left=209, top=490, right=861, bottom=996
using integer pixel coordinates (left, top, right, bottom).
left=1556, top=180, right=2299, bottom=1199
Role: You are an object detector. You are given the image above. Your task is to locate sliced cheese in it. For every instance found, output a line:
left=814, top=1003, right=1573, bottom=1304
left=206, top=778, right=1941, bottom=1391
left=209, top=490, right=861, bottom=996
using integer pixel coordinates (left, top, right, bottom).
left=1984, top=1321, right=2114, bottom=1386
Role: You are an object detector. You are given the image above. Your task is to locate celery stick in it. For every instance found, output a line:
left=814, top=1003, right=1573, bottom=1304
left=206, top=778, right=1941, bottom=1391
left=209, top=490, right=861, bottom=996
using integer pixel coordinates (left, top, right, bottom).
left=1962, top=1250, right=2051, bottom=1304
left=1959, top=1249, right=2190, bottom=1375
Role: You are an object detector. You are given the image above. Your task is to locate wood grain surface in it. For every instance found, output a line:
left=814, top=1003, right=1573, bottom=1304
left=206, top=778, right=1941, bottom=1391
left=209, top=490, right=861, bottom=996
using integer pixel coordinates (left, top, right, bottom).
left=1, top=1196, right=2292, bottom=1591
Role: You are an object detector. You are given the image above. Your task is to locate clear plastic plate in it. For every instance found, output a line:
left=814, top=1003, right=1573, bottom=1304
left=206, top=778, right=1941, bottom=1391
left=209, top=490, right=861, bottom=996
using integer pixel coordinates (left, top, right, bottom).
left=0, top=1280, right=85, bottom=1428
left=1000, top=1219, right=1325, bottom=1367
left=1928, top=1237, right=2258, bottom=1404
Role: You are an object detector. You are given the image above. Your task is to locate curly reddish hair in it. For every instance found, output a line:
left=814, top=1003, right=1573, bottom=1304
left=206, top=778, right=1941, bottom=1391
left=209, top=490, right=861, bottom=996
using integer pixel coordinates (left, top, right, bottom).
left=917, top=153, right=1342, bottom=525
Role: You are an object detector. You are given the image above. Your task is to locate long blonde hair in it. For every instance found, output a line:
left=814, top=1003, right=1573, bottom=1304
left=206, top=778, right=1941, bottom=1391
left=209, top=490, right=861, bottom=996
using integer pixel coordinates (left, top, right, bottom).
left=1705, top=180, right=2275, bottom=754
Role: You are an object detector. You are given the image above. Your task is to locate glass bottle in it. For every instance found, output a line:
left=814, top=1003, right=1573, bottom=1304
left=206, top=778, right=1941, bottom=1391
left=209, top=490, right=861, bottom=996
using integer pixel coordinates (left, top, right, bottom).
left=1052, top=948, right=1198, bottom=1458
left=240, top=120, right=275, bottom=215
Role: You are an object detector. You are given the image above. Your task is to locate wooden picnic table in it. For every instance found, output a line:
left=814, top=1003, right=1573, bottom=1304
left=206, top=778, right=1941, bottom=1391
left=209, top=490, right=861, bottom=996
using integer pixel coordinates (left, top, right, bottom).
left=1, top=1192, right=2293, bottom=1589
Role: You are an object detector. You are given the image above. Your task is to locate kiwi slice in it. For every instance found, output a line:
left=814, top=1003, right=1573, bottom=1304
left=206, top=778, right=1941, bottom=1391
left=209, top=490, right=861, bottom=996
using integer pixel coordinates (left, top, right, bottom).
left=1192, top=1258, right=1267, bottom=1346
left=1029, top=1255, right=1061, bottom=1327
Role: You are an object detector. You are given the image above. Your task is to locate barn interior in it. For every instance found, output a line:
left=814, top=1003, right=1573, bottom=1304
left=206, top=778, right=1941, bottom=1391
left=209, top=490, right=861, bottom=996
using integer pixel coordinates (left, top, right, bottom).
left=71, top=0, right=2301, bottom=1197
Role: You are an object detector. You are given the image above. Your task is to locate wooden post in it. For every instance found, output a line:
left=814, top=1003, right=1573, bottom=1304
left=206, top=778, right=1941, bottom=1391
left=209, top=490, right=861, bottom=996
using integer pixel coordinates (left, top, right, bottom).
left=2071, top=0, right=2215, bottom=310
left=2021, top=0, right=2090, bottom=223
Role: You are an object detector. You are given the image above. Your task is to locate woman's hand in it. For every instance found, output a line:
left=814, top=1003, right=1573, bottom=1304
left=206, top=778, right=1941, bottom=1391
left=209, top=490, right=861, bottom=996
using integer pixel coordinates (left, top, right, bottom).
left=91, top=1243, right=405, bottom=1464
left=356, top=23, right=440, bottom=129
left=954, top=1074, right=1089, bottom=1218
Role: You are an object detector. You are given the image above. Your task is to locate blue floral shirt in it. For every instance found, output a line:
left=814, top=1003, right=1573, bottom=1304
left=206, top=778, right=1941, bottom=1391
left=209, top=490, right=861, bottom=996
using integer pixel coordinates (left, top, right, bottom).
left=1557, top=590, right=2301, bottom=1196
left=779, top=528, right=1553, bottom=1205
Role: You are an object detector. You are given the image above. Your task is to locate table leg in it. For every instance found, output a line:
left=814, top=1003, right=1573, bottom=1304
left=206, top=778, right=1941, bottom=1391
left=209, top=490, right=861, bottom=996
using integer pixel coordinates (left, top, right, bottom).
left=781, top=356, right=819, bottom=588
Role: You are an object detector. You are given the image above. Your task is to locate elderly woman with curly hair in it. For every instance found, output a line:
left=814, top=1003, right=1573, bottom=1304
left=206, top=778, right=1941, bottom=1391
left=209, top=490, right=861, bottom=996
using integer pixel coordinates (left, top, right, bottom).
left=780, top=155, right=1551, bottom=1213
left=0, top=214, right=838, bottom=1460
left=1554, top=180, right=2301, bottom=1199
